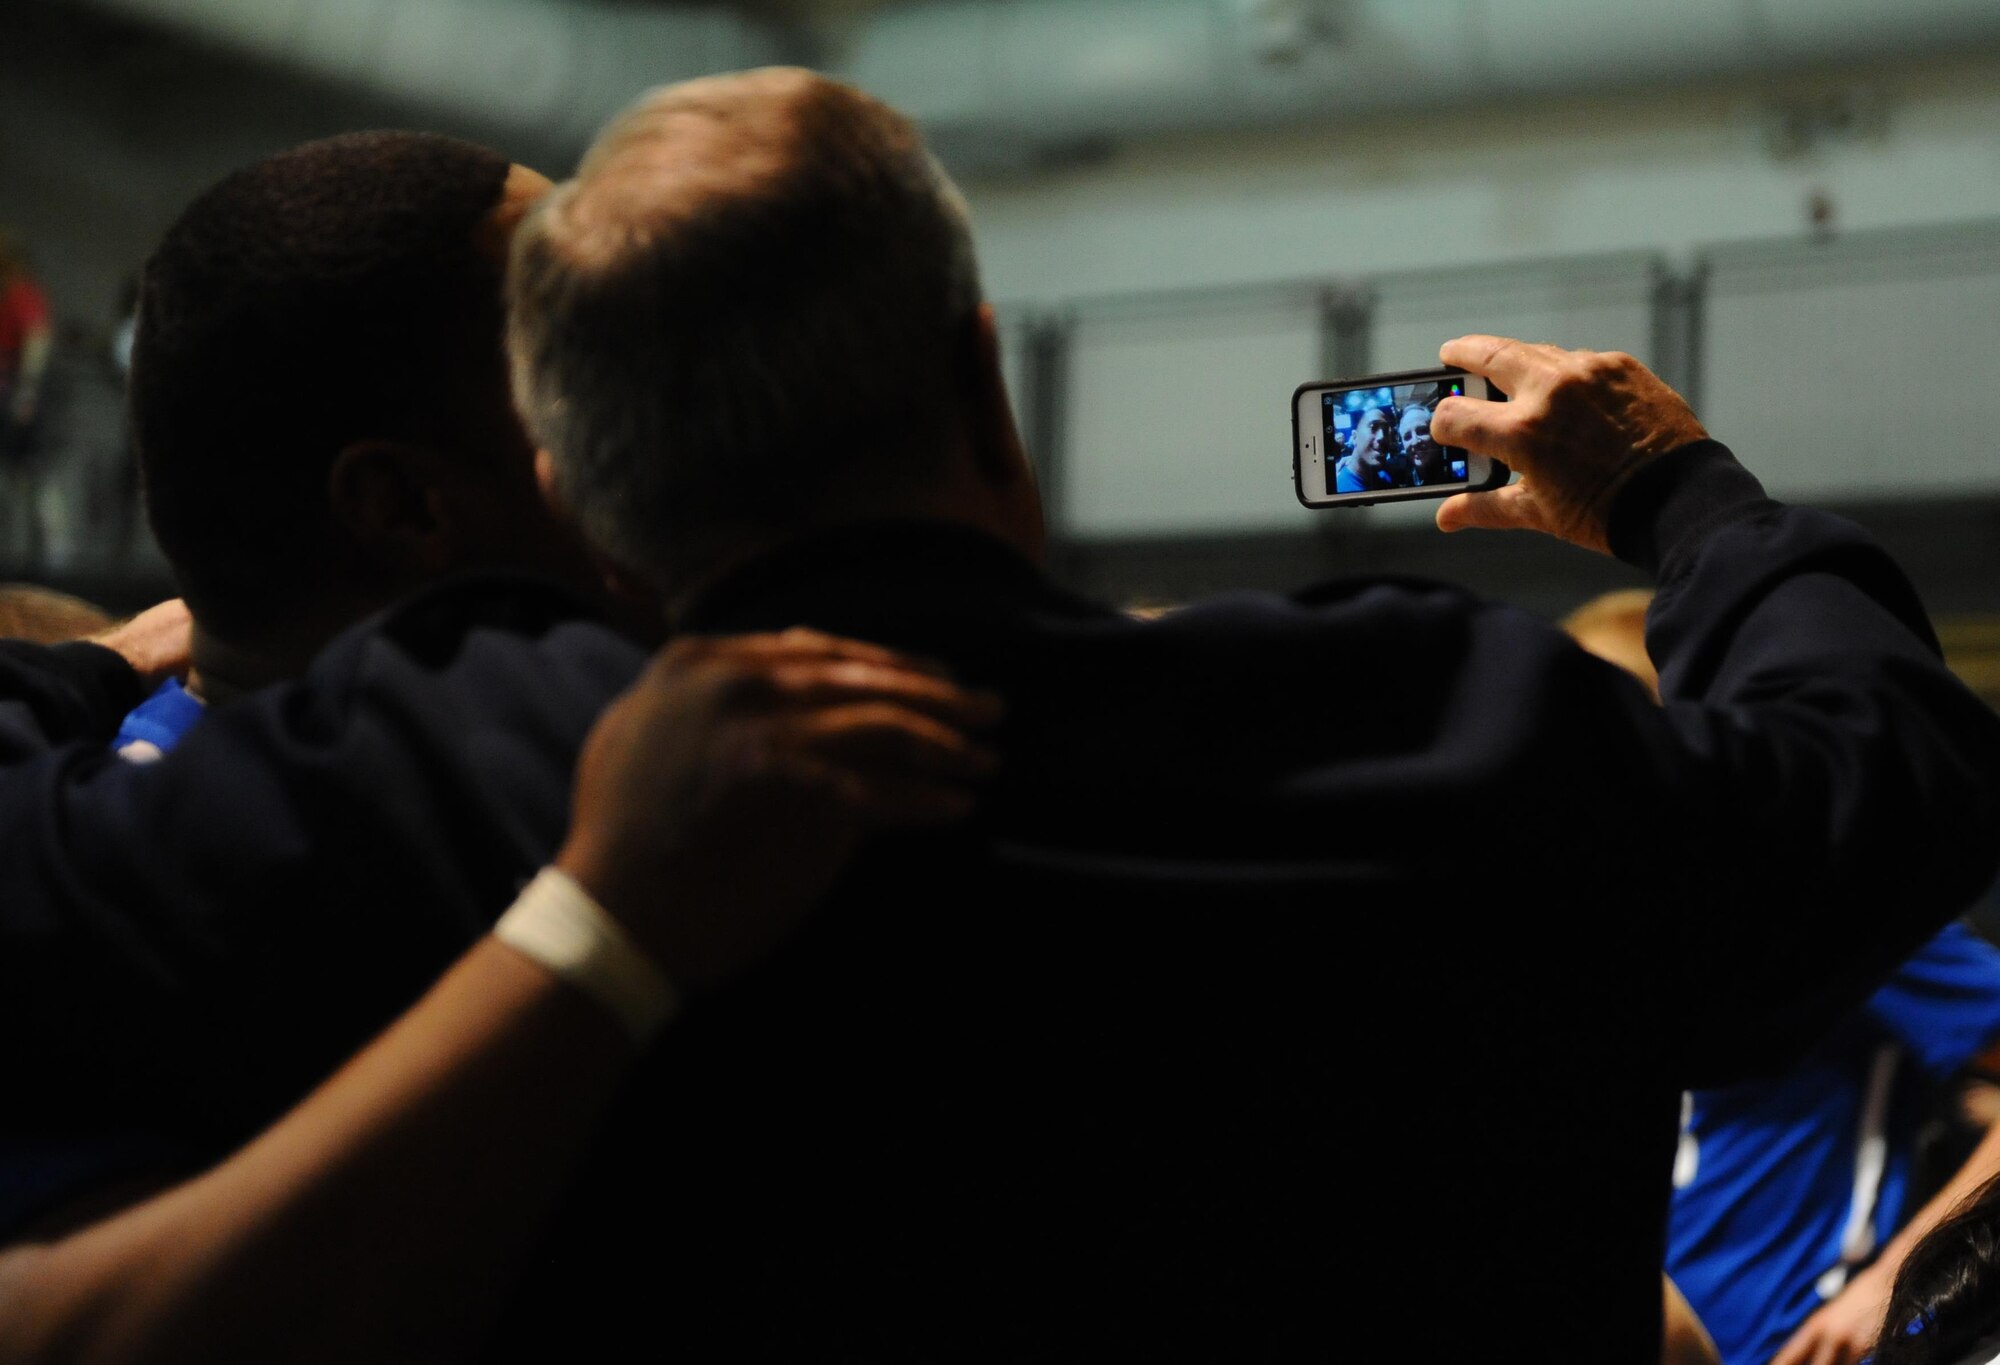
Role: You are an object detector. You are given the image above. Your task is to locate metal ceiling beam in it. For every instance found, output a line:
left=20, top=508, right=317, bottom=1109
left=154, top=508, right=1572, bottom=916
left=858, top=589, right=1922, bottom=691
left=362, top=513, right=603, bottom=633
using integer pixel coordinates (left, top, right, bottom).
left=54, top=0, right=2000, bottom=173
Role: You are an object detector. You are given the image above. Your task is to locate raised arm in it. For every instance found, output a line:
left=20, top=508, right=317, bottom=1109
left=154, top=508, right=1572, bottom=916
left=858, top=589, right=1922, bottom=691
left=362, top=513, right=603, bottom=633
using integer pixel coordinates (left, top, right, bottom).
left=1431, top=336, right=2000, bottom=1078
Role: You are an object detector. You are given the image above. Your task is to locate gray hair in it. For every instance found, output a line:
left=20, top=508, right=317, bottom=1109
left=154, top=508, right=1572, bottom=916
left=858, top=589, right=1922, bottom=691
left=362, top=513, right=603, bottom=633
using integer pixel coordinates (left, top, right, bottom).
left=507, top=68, right=984, bottom=590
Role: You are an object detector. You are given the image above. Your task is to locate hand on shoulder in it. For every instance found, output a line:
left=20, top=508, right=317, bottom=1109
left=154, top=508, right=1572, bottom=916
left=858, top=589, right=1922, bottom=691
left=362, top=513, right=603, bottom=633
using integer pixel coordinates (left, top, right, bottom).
left=556, top=628, right=1002, bottom=995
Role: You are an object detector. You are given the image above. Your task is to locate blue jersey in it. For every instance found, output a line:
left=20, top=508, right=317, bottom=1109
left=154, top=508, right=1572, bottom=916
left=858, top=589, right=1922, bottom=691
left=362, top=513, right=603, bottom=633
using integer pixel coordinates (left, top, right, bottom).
left=110, top=677, right=205, bottom=760
left=1667, top=921, right=2000, bottom=1365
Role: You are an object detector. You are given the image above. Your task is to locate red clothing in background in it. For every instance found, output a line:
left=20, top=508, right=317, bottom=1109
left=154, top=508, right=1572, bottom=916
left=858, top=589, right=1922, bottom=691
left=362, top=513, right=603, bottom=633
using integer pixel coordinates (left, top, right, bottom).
left=0, top=276, right=50, bottom=380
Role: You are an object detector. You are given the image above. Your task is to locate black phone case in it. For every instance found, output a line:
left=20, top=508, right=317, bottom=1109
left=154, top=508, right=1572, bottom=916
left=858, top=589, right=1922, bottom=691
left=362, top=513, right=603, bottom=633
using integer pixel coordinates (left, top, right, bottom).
left=1291, top=367, right=1510, bottom=509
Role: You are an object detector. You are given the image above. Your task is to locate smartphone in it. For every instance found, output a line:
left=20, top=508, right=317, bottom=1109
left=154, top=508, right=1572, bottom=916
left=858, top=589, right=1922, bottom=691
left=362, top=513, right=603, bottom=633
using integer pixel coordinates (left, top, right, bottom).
left=1292, top=367, right=1508, bottom=508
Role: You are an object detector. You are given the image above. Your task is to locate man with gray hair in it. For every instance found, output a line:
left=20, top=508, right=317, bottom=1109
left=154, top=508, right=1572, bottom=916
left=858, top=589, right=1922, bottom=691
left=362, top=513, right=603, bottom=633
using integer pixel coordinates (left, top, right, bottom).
left=488, top=68, right=2000, bottom=1360
left=509, top=67, right=1029, bottom=601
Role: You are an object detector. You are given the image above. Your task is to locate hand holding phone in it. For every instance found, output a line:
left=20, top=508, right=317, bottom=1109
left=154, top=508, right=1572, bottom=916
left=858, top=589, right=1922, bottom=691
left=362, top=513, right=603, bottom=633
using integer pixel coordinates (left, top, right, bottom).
left=1429, top=335, right=1708, bottom=555
left=1292, top=367, right=1509, bottom=509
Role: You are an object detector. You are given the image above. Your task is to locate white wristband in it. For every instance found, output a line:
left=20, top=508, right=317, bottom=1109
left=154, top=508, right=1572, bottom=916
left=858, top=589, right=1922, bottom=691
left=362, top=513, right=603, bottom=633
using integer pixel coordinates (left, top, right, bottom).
left=493, top=867, right=679, bottom=1044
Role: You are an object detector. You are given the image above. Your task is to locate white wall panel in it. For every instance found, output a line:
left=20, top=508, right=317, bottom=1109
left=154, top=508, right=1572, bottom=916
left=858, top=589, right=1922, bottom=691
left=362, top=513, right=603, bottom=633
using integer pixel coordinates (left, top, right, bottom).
left=1368, top=255, right=1662, bottom=375
left=1700, top=226, right=2000, bottom=498
left=1062, top=295, right=1321, bottom=537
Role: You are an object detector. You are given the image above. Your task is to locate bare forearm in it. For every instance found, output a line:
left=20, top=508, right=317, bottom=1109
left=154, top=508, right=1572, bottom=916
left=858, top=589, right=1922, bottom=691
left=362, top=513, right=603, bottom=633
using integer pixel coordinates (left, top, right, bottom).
left=1875, top=1119, right=2000, bottom=1276
left=0, top=938, right=633, bottom=1365
left=1772, top=1120, right=2000, bottom=1365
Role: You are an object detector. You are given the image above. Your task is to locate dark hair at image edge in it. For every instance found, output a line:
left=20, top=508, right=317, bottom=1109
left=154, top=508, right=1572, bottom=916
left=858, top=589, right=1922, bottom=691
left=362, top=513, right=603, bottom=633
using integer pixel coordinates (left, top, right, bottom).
left=132, top=130, right=511, bottom=634
left=1872, top=1170, right=2000, bottom=1365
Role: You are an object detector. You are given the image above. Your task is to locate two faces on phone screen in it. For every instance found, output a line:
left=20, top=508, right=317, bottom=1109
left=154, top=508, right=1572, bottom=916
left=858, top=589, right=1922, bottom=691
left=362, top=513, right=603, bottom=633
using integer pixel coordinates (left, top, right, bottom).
left=1326, top=380, right=1467, bottom=494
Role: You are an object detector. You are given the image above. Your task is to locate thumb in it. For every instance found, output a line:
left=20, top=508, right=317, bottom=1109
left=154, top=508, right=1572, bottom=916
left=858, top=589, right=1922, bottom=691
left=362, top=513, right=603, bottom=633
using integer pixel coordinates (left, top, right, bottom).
left=1766, top=1325, right=1810, bottom=1365
left=1436, top=484, right=1542, bottom=535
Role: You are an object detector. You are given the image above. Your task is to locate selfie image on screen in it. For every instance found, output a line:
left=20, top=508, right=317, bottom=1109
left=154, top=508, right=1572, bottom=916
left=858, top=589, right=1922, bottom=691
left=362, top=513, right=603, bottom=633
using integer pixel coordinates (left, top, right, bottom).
left=1323, top=379, right=1467, bottom=494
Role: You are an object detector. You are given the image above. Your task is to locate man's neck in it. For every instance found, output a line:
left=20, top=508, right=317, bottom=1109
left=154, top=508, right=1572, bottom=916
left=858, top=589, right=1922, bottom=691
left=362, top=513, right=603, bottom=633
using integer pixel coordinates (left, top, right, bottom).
left=661, top=486, right=1041, bottom=630
left=188, top=617, right=335, bottom=705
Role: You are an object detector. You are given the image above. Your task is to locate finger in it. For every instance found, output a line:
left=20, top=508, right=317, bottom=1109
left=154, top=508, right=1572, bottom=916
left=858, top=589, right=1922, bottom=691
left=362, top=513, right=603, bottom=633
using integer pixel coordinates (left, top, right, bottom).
left=1435, top=484, right=1541, bottom=536
left=1768, top=1323, right=1815, bottom=1365
left=1438, top=334, right=1561, bottom=391
left=637, top=652, right=981, bottom=728
left=843, top=772, right=979, bottom=826
left=798, top=703, right=1001, bottom=781
left=771, top=661, right=1004, bottom=728
left=1429, top=395, right=1524, bottom=461
left=771, top=752, right=977, bottom=827
left=714, top=629, right=954, bottom=678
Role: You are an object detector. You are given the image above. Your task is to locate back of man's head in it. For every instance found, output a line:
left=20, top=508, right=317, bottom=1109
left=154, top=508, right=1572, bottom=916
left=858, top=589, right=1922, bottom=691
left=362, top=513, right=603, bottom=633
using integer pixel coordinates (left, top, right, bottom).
left=133, top=131, right=523, bottom=638
left=508, top=68, right=985, bottom=592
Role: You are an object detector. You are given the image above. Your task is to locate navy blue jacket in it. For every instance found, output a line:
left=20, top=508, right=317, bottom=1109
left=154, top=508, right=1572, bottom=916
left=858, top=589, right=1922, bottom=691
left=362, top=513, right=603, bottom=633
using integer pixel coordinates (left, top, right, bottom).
left=3, top=442, right=1997, bottom=1361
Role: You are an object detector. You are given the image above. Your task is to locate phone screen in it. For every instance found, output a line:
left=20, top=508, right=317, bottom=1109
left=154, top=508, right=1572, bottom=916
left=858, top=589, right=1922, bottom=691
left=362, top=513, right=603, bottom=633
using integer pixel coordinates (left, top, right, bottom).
left=1320, top=376, right=1468, bottom=495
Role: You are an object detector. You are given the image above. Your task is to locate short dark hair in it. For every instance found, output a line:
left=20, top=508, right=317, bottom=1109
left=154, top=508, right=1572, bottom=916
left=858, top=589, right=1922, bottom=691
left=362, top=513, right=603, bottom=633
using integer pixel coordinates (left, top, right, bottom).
left=133, top=131, right=512, bottom=634
left=508, top=69, right=982, bottom=591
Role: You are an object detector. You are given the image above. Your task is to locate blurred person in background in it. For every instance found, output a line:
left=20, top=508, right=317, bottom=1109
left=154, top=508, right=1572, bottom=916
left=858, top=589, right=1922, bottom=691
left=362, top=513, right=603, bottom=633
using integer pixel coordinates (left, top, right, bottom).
left=0, top=233, right=51, bottom=462
left=1565, top=587, right=2000, bottom=1365
left=106, top=275, right=144, bottom=559
left=1871, top=1168, right=2000, bottom=1365
left=109, top=274, right=137, bottom=382
left=0, top=234, right=54, bottom=565
left=57, top=272, right=146, bottom=568
left=1562, top=586, right=1661, bottom=700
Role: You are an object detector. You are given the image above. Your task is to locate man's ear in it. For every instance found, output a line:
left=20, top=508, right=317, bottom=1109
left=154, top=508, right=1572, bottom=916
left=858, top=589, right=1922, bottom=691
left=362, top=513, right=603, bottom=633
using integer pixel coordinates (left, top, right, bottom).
left=326, top=440, right=456, bottom=575
left=533, top=448, right=568, bottom=519
left=959, top=302, right=1047, bottom=559
left=962, top=302, right=1031, bottom=489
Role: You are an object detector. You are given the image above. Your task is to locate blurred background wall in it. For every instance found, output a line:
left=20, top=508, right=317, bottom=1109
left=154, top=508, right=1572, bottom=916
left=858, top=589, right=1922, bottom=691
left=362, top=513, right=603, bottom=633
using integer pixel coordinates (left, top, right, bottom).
left=5, top=0, right=2000, bottom=684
